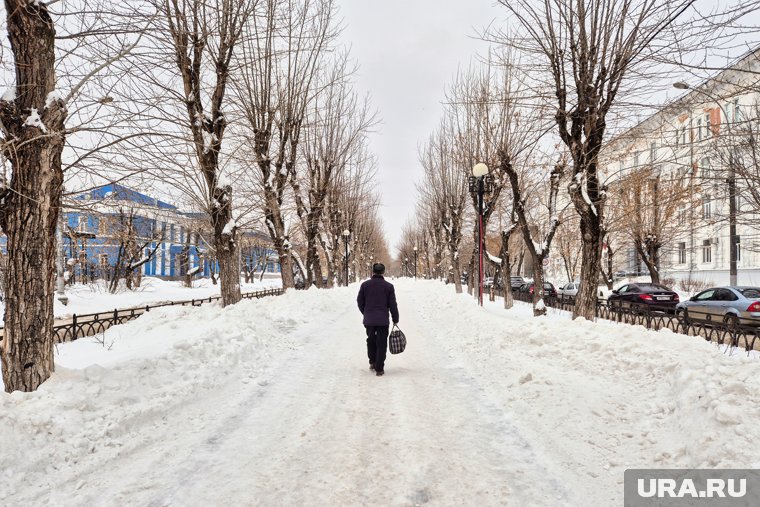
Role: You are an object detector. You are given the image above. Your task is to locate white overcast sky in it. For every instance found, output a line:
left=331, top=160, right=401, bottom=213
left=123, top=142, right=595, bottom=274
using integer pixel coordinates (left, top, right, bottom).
left=335, top=0, right=502, bottom=253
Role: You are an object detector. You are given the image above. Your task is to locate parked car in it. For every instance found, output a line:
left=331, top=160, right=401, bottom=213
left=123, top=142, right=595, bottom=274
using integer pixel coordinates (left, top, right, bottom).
left=675, top=286, right=760, bottom=328
left=518, top=282, right=558, bottom=298
left=557, top=281, right=581, bottom=300
left=482, top=277, right=495, bottom=288
left=606, top=282, right=680, bottom=313
left=510, top=276, right=526, bottom=291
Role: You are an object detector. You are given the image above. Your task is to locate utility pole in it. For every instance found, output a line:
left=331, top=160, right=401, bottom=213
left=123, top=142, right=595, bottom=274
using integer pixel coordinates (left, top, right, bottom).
left=728, top=155, right=738, bottom=286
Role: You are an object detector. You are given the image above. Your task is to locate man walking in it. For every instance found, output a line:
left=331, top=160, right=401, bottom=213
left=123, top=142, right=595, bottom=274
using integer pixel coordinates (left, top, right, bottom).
left=356, top=263, right=399, bottom=376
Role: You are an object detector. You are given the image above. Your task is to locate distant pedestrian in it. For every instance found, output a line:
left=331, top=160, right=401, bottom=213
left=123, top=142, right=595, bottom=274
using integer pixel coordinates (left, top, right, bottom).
left=356, top=263, right=399, bottom=376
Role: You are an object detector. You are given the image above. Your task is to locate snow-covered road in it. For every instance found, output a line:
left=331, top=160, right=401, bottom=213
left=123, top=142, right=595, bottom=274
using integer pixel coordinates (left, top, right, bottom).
left=3, top=280, right=760, bottom=506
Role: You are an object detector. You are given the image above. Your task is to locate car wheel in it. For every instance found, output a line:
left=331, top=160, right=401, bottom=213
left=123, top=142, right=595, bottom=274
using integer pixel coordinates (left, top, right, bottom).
left=723, top=314, right=739, bottom=331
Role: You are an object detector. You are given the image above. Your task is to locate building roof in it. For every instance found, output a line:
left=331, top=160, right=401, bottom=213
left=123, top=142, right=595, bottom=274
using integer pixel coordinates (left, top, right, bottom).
left=73, top=183, right=177, bottom=210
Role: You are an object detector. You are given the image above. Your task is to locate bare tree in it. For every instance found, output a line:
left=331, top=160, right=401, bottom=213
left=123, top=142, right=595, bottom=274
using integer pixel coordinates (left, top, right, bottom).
left=497, top=0, right=702, bottom=319
left=0, top=1, right=66, bottom=392
left=490, top=198, right=519, bottom=309
left=418, top=121, right=469, bottom=292
left=555, top=218, right=583, bottom=283
left=145, top=0, right=255, bottom=306
left=614, top=165, right=692, bottom=283
left=290, top=52, right=375, bottom=287
left=104, top=207, right=164, bottom=293
left=0, top=1, right=142, bottom=392
left=505, top=158, right=566, bottom=315
left=234, top=0, right=337, bottom=290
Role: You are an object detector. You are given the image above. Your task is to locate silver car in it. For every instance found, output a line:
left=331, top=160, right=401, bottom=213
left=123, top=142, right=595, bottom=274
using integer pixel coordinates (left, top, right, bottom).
left=557, top=281, right=580, bottom=300
left=675, top=286, right=760, bottom=328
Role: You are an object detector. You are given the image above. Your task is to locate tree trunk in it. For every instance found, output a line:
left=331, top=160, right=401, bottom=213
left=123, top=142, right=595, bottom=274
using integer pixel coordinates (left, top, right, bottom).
left=312, top=253, right=324, bottom=288
left=306, top=236, right=323, bottom=287
left=574, top=218, right=603, bottom=320
left=216, top=239, right=240, bottom=305
left=636, top=242, right=661, bottom=284
left=466, top=256, right=475, bottom=296
left=212, top=187, right=241, bottom=306
left=0, top=1, right=67, bottom=393
left=531, top=265, right=547, bottom=316
left=210, top=260, right=218, bottom=285
left=452, top=254, right=463, bottom=294
left=516, top=249, right=524, bottom=276
left=499, top=231, right=514, bottom=310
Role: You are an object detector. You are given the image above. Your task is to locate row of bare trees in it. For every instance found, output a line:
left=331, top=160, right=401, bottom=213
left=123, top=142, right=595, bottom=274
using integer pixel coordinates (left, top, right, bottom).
left=0, top=0, right=388, bottom=392
left=409, top=0, right=759, bottom=319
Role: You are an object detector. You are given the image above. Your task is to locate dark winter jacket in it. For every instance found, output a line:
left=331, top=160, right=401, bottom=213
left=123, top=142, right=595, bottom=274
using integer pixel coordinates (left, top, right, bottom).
left=357, top=275, right=399, bottom=327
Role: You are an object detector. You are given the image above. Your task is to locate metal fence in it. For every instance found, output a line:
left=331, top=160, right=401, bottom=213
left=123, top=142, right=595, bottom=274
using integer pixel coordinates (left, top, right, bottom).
left=6, top=288, right=285, bottom=344
left=494, top=288, right=760, bottom=354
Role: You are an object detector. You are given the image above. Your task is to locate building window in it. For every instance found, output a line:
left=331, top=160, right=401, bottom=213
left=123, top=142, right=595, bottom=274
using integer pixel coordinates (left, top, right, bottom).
left=702, top=195, right=711, bottom=219
left=697, top=118, right=703, bottom=140
left=701, top=157, right=710, bottom=180
left=734, top=99, right=741, bottom=123
left=681, top=126, right=687, bottom=145
left=678, top=242, right=687, bottom=264
left=633, top=151, right=640, bottom=168
left=650, top=142, right=657, bottom=163
left=704, top=113, right=711, bottom=137
left=677, top=206, right=687, bottom=224
left=702, top=239, right=712, bottom=263
left=98, top=217, right=108, bottom=236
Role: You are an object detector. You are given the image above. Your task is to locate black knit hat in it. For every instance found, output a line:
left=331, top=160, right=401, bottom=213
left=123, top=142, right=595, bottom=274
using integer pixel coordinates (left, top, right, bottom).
left=372, top=263, right=385, bottom=275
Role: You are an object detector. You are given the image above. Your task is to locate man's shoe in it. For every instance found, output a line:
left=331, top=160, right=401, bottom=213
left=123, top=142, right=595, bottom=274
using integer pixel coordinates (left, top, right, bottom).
left=376, top=370, right=384, bottom=376
left=369, top=363, right=375, bottom=371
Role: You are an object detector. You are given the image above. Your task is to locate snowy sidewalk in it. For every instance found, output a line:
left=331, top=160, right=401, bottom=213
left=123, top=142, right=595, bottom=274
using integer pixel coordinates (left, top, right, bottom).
left=2, top=280, right=760, bottom=506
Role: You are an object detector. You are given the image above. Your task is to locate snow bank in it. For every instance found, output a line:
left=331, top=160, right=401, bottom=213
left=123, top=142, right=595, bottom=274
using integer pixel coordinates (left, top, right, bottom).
left=414, top=281, right=760, bottom=504
left=0, top=287, right=342, bottom=503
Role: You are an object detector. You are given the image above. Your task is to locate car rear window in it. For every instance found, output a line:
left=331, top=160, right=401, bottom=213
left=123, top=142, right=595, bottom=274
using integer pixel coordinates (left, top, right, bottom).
left=739, top=288, right=760, bottom=298
left=637, top=284, right=669, bottom=291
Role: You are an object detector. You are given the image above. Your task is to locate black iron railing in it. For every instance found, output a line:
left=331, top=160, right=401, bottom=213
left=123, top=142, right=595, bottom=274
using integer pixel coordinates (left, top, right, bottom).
left=493, top=288, right=760, bottom=354
left=37, top=288, right=284, bottom=344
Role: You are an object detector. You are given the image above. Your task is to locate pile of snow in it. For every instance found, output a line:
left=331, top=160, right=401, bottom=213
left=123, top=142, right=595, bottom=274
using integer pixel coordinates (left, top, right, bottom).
left=0, top=286, right=337, bottom=503
left=427, top=284, right=760, bottom=504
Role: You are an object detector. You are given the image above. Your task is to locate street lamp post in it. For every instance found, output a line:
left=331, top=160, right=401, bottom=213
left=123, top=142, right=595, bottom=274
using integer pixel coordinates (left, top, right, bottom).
left=404, top=257, right=409, bottom=277
left=468, top=163, right=493, bottom=306
left=343, top=229, right=350, bottom=286
left=413, top=246, right=418, bottom=279
left=674, top=82, right=737, bottom=285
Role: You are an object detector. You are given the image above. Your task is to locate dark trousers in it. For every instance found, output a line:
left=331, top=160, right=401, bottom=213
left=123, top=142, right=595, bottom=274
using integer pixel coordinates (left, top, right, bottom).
left=365, top=325, right=389, bottom=372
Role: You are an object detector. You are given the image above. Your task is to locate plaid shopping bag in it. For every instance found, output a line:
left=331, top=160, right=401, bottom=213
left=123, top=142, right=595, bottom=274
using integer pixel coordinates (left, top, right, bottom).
left=389, top=324, right=406, bottom=354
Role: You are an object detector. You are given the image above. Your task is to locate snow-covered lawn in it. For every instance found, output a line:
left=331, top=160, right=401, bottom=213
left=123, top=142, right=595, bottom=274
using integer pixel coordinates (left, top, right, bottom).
left=0, top=276, right=282, bottom=324
left=2, top=279, right=759, bottom=505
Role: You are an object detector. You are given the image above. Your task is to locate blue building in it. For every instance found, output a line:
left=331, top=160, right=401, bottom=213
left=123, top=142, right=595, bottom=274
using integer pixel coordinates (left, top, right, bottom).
left=59, top=184, right=280, bottom=281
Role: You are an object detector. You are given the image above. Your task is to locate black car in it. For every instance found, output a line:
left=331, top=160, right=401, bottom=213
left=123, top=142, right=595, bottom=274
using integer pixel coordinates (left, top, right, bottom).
left=607, top=283, right=680, bottom=313
left=518, top=282, right=557, bottom=298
